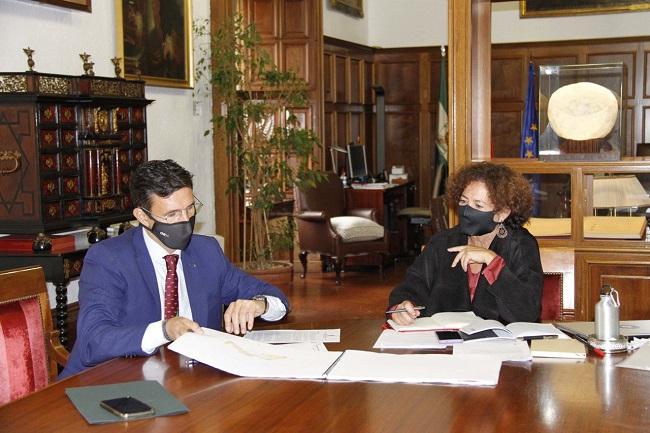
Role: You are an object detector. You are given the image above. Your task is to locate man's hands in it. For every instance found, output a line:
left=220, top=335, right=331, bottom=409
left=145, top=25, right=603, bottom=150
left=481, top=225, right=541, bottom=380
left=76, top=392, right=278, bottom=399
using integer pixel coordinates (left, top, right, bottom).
left=389, top=300, right=421, bottom=326
left=164, top=316, right=203, bottom=341
left=224, top=298, right=267, bottom=335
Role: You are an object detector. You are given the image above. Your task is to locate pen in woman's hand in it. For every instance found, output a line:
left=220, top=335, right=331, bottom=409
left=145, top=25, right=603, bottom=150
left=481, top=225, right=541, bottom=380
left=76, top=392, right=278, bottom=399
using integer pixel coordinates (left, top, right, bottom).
left=385, top=306, right=425, bottom=314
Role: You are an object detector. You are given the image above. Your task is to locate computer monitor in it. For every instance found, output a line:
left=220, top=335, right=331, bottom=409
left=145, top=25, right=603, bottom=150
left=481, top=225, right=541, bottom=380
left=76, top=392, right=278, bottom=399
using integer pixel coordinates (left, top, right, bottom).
left=347, top=143, right=368, bottom=180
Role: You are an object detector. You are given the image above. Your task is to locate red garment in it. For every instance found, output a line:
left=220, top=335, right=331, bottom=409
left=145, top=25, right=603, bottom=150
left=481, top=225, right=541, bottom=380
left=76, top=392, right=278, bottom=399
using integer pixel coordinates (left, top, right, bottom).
left=163, top=254, right=179, bottom=319
left=467, top=255, right=505, bottom=301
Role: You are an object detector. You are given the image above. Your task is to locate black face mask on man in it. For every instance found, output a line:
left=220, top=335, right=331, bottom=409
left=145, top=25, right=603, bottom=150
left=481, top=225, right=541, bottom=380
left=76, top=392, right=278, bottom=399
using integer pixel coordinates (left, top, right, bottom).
left=459, top=205, right=497, bottom=236
left=145, top=216, right=196, bottom=250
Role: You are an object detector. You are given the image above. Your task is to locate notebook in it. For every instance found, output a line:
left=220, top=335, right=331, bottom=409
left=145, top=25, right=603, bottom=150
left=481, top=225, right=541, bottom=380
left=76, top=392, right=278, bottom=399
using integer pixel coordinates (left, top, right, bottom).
left=531, top=339, right=586, bottom=359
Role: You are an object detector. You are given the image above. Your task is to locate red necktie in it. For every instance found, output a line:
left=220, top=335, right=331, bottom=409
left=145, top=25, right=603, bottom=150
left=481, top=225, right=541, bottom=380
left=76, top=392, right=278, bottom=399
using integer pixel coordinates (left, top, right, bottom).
left=163, top=254, right=179, bottom=320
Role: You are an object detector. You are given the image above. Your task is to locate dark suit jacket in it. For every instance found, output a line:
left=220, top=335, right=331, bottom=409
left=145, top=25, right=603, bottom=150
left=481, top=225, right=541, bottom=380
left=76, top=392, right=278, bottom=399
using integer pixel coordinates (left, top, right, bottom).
left=389, top=225, right=543, bottom=324
left=61, top=227, right=290, bottom=378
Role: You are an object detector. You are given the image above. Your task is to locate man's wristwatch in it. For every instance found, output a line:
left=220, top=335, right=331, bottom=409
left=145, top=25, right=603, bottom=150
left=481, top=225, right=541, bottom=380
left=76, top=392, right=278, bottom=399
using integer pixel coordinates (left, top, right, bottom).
left=252, top=295, right=268, bottom=315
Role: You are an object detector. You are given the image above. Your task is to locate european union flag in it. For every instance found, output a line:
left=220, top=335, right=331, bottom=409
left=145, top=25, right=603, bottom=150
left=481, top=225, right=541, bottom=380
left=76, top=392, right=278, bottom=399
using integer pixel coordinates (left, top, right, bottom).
left=520, top=62, right=538, bottom=158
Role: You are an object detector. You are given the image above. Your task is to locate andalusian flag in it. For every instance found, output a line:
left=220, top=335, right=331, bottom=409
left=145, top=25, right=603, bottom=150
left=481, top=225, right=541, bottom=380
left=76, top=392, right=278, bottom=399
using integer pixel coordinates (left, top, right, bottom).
left=433, top=47, right=448, bottom=197
left=520, top=62, right=538, bottom=158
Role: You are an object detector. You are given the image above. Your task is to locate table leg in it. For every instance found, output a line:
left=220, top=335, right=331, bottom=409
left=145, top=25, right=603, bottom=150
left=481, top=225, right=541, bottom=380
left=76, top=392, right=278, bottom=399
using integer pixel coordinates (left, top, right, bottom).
left=55, top=282, right=68, bottom=348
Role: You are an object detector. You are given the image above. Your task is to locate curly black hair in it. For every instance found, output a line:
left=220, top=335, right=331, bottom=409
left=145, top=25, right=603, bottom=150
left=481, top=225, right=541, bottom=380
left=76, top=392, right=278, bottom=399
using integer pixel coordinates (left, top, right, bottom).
left=446, top=162, right=533, bottom=228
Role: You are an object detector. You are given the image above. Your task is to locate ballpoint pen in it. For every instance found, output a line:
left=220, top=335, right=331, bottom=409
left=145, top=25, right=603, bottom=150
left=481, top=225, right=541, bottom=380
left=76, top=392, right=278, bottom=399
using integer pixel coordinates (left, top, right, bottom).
left=385, top=306, right=425, bottom=314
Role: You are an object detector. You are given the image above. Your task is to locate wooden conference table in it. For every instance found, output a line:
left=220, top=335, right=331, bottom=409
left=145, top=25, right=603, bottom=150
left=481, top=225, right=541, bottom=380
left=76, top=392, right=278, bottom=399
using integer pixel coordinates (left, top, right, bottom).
left=1, top=318, right=649, bottom=433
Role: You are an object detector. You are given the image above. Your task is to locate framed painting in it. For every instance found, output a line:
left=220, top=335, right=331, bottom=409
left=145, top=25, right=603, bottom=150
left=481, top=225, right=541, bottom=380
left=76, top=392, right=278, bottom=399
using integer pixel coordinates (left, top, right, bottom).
left=35, top=0, right=91, bottom=12
left=330, top=0, right=363, bottom=18
left=520, top=0, right=650, bottom=18
left=115, top=0, right=193, bottom=88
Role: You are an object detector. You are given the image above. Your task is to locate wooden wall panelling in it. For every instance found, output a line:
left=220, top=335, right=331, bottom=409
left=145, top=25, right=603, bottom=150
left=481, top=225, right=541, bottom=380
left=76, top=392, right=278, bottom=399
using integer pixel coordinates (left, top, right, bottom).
left=216, top=0, right=321, bottom=261
left=324, top=40, right=441, bottom=205
left=282, top=0, right=308, bottom=38
left=645, top=45, right=650, bottom=98
left=575, top=251, right=650, bottom=320
left=323, top=52, right=333, bottom=102
left=248, top=0, right=277, bottom=38
left=644, top=106, right=650, bottom=143
left=335, top=55, right=347, bottom=103
left=364, top=60, right=373, bottom=104
left=350, top=58, right=362, bottom=104
left=418, top=52, right=432, bottom=204
left=282, top=42, right=309, bottom=82
left=375, top=52, right=423, bottom=203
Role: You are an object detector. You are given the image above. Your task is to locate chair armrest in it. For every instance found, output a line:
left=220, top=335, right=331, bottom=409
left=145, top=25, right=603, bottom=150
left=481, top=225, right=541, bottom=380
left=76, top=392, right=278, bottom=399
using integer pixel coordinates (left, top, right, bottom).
left=348, top=208, right=377, bottom=222
left=48, top=330, right=69, bottom=367
left=296, top=211, right=327, bottom=222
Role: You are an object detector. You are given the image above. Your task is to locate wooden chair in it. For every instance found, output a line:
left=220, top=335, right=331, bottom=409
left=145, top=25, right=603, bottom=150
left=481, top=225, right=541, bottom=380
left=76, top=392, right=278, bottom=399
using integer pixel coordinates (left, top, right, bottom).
left=0, top=266, right=68, bottom=405
left=541, top=272, right=564, bottom=321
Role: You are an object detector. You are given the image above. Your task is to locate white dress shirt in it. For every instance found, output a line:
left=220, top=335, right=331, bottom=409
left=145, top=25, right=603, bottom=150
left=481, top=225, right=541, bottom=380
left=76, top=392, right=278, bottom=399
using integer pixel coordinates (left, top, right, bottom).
left=140, top=230, right=286, bottom=353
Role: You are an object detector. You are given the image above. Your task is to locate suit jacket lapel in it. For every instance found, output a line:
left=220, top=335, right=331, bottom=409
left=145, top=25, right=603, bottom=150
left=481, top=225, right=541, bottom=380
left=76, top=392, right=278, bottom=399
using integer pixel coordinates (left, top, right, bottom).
left=132, top=227, right=162, bottom=315
left=181, top=242, right=209, bottom=325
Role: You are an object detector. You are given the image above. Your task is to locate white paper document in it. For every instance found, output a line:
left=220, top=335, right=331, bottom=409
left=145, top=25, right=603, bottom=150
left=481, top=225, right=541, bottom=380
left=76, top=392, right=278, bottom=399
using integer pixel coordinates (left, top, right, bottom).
left=326, top=350, right=502, bottom=386
left=616, top=343, right=650, bottom=371
left=373, top=329, right=446, bottom=349
left=453, top=340, right=532, bottom=362
left=169, top=328, right=342, bottom=379
left=282, top=342, right=329, bottom=352
left=244, top=329, right=340, bottom=344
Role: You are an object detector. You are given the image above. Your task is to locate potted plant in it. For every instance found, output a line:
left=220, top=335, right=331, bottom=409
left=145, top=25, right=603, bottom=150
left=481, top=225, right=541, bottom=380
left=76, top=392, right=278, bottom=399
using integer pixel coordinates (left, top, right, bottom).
left=195, top=15, right=323, bottom=274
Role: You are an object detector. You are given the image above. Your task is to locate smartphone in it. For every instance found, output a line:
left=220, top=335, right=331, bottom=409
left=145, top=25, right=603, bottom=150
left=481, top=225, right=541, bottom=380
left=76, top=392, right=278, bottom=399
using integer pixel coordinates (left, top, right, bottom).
left=435, top=330, right=464, bottom=344
left=100, top=396, right=155, bottom=419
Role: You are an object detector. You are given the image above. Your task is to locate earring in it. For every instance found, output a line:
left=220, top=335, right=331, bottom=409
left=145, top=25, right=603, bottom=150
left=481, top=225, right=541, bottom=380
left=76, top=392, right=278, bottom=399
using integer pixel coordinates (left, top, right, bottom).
left=496, top=222, right=508, bottom=239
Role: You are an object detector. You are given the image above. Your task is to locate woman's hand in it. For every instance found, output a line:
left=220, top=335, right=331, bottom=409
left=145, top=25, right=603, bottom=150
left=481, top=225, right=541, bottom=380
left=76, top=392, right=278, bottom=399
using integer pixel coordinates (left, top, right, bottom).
left=447, top=245, right=497, bottom=271
left=389, top=300, right=421, bottom=325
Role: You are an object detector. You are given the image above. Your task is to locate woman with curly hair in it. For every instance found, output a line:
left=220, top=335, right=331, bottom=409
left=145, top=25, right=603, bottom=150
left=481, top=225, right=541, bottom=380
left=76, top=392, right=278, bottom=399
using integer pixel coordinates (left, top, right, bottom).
left=388, top=162, right=543, bottom=325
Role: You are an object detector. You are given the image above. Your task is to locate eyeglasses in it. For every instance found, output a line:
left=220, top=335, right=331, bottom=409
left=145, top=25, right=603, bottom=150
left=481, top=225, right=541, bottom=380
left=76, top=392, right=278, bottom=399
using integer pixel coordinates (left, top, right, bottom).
left=142, top=196, right=204, bottom=223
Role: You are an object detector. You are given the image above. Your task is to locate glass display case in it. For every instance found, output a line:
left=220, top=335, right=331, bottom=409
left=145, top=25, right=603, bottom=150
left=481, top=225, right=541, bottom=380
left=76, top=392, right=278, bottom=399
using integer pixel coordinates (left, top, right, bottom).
left=538, top=63, right=624, bottom=161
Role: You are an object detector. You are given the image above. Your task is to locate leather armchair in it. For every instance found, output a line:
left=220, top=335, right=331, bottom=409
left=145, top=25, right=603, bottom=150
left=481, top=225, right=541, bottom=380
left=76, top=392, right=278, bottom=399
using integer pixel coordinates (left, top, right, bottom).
left=294, top=172, right=389, bottom=285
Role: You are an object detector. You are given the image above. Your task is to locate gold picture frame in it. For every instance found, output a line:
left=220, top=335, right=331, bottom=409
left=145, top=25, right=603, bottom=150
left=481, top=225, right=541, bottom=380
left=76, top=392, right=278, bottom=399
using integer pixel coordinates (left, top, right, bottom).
left=330, top=0, right=363, bottom=18
left=115, top=0, right=193, bottom=88
left=521, top=0, right=650, bottom=18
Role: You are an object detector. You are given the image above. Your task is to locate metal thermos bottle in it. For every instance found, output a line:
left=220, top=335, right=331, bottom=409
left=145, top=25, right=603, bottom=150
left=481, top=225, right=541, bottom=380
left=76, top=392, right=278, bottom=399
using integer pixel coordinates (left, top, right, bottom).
left=595, top=285, right=620, bottom=341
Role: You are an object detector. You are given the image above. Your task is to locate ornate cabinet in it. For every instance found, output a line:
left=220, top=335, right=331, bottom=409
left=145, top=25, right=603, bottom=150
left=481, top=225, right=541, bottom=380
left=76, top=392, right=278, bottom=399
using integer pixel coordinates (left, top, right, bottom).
left=0, top=72, right=151, bottom=234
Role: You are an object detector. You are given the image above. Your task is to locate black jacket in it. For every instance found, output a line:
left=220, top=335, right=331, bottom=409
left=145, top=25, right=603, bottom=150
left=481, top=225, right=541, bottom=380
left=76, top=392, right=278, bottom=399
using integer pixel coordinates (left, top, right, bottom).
left=389, top=225, right=543, bottom=324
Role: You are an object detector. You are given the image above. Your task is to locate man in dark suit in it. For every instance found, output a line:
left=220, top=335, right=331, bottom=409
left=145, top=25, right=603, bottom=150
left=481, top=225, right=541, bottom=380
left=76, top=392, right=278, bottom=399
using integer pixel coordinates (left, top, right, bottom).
left=61, top=160, right=289, bottom=378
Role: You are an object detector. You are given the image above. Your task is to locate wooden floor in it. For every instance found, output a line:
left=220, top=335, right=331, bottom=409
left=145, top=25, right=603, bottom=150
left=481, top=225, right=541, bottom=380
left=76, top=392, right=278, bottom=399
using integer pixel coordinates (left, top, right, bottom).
left=266, top=259, right=411, bottom=326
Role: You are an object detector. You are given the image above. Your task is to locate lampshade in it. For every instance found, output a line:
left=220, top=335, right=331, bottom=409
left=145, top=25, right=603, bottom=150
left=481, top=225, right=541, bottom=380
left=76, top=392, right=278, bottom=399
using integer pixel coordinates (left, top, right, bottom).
left=592, top=175, right=650, bottom=209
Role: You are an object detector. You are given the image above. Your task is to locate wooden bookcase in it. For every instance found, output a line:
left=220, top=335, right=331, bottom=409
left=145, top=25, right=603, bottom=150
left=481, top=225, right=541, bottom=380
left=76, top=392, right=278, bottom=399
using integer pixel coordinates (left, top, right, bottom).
left=503, top=159, right=650, bottom=320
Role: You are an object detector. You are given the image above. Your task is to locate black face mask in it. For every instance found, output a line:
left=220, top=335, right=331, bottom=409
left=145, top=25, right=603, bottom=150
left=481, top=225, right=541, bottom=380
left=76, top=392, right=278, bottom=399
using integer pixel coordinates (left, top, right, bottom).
left=459, top=205, right=497, bottom=236
left=145, top=216, right=195, bottom=250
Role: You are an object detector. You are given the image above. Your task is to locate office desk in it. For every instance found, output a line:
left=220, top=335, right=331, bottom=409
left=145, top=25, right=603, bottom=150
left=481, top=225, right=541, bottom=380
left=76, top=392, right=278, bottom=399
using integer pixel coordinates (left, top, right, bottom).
left=2, top=318, right=649, bottom=432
